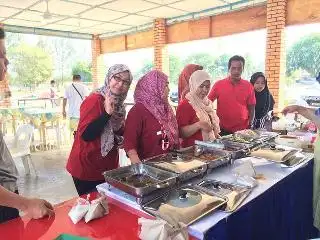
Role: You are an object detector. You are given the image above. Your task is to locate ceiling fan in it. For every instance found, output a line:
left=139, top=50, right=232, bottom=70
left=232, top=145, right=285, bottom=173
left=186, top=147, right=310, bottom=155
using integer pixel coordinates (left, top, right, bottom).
left=43, top=0, right=52, bottom=21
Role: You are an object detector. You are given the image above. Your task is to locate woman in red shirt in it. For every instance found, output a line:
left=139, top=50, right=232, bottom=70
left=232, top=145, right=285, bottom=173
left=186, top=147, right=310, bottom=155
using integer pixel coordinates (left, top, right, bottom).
left=178, top=64, right=203, bottom=102
left=66, top=64, right=133, bottom=195
left=176, top=70, right=220, bottom=148
left=124, top=70, right=179, bottom=163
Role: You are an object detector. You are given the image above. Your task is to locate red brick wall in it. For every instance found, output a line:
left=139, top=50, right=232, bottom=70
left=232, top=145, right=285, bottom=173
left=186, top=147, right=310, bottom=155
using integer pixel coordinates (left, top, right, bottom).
left=265, top=0, right=287, bottom=109
left=91, top=35, right=101, bottom=89
left=153, top=19, right=169, bottom=75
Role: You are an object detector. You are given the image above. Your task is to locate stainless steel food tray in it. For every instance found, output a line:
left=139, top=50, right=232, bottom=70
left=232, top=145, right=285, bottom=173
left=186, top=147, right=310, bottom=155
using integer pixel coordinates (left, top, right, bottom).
left=144, top=153, right=207, bottom=182
left=249, top=144, right=301, bottom=163
left=197, top=179, right=252, bottom=212
left=142, top=184, right=227, bottom=226
left=102, top=163, right=178, bottom=198
left=195, top=139, right=248, bottom=160
left=178, top=145, right=231, bottom=170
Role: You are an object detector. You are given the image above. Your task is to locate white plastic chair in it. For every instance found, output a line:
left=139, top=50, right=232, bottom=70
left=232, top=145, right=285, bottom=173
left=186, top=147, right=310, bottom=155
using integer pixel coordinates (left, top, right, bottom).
left=8, top=124, right=37, bottom=176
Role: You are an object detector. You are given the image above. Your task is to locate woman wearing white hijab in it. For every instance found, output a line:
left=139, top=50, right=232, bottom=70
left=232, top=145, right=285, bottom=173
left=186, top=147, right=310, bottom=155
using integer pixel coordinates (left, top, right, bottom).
left=176, top=70, right=220, bottom=147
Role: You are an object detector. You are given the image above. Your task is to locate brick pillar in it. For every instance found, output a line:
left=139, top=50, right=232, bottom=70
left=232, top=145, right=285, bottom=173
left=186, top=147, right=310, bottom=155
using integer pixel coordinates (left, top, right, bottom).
left=0, top=23, right=11, bottom=107
left=265, top=0, right=287, bottom=110
left=153, top=19, right=169, bottom=75
left=91, top=35, right=101, bottom=89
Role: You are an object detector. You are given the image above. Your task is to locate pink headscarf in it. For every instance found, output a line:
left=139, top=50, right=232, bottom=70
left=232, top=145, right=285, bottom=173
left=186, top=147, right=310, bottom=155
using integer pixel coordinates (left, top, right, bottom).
left=134, top=70, right=179, bottom=148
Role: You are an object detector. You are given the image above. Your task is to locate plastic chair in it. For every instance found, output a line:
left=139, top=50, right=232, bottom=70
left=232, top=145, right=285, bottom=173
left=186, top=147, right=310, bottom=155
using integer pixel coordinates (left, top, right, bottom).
left=8, top=124, right=37, bottom=176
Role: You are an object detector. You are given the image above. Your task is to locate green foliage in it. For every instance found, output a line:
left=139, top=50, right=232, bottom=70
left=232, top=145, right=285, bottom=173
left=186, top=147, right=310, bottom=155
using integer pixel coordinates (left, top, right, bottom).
left=287, top=33, right=320, bottom=77
left=72, top=61, right=92, bottom=82
left=132, top=60, right=154, bottom=81
left=169, top=55, right=183, bottom=85
left=8, top=44, right=53, bottom=88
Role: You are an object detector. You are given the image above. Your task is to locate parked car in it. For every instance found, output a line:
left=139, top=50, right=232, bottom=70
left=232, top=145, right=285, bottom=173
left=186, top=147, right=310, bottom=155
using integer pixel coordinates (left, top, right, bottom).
left=169, top=90, right=178, bottom=104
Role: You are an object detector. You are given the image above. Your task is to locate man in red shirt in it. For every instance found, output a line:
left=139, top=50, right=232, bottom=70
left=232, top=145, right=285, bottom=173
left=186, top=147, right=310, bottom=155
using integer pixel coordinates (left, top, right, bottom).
left=208, top=55, right=256, bottom=135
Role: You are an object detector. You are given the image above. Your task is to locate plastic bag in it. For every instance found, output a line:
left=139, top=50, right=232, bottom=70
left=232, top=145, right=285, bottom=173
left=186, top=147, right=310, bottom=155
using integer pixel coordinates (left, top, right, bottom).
left=68, top=196, right=90, bottom=224
left=84, top=196, right=109, bottom=223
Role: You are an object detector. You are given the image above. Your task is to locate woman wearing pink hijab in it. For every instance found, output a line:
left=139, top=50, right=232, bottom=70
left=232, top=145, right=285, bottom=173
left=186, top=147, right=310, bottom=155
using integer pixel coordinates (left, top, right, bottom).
left=124, top=70, right=179, bottom=163
left=178, top=64, right=203, bottom=102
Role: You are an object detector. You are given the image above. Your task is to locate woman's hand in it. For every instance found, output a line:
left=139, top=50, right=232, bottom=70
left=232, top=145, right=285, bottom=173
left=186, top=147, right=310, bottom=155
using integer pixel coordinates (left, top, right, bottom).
left=214, top=132, right=221, bottom=139
left=104, top=95, right=115, bottom=115
left=282, top=105, right=302, bottom=115
left=127, top=149, right=141, bottom=164
left=198, top=121, right=213, bottom=132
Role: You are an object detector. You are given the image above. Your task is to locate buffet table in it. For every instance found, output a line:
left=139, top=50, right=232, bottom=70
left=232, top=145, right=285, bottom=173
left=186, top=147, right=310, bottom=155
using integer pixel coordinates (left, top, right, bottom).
left=0, top=157, right=317, bottom=240
left=189, top=156, right=318, bottom=240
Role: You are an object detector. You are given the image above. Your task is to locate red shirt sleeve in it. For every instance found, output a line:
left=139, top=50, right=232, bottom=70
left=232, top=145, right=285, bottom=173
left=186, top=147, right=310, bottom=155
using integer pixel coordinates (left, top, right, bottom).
left=176, top=100, right=198, bottom=128
left=77, top=93, right=104, bottom=136
left=124, top=105, right=142, bottom=152
left=247, top=84, right=256, bottom=105
left=208, top=82, right=218, bottom=101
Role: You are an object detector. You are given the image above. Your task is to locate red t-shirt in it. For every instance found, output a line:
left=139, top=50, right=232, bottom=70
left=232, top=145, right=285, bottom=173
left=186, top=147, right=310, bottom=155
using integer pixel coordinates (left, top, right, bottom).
left=176, top=99, right=203, bottom=148
left=208, top=77, right=256, bottom=133
left=124, top=103, right=170, bottom=160
left=66, top=93, right=119, bottom=181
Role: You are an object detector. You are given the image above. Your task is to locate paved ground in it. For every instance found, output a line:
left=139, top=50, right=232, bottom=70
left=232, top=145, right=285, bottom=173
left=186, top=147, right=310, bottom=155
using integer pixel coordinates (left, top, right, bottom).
left=13, top=146, right=78, bottom=205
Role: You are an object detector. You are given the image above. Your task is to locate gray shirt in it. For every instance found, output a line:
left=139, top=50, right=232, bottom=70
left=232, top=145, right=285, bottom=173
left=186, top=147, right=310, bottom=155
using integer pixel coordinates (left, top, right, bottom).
left=0, top=131, right=18, bottom=192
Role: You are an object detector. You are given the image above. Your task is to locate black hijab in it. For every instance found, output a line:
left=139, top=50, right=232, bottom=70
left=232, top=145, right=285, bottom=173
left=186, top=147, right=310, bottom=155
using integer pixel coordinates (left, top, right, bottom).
left=250, top=72, right=275, bottom=119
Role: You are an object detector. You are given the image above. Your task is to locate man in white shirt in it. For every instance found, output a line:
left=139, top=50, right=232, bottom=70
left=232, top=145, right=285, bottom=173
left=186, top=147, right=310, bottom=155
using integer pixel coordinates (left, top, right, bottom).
left=62, top=75, right=89, bottom=135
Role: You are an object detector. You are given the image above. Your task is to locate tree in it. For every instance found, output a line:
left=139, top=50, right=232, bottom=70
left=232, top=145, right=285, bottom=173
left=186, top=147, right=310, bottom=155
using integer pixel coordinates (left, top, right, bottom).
left=72, top=61, right=92, bottom=82
left=8, top=44, right=53, bottom=89
left=133, top=60, right=154, bottom=81
left=169, top=55, right=183, bottom=85
left=287, top=33, right=320, bottom=77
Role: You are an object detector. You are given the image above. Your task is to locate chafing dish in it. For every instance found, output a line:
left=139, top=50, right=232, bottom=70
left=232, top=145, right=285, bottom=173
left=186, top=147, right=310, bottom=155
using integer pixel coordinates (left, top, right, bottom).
left=250, top=144, right=301, bottom=163
left=144, top=153, right=207, bottom=182
left=102, top=163, right=178, bottom=198
left=195, top=139, right=248, bottom=159
left=280, top=152, right=313, bottom=168
left=178, top=145, right=231, bottom=171
left=197, top=179, right=252, bottom=212
left=142, top=184, right=227, bottom=226
left=222, top=130, right=278, bottom=150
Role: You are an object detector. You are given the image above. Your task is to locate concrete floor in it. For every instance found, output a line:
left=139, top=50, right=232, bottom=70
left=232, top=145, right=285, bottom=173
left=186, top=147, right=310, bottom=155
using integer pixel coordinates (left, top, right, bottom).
left=13, top=147, right=78, bottom=205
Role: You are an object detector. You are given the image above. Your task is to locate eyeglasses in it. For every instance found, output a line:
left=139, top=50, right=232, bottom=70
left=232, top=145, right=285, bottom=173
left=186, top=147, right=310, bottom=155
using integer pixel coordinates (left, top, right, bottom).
left=113, top=75, right=131, bottom=87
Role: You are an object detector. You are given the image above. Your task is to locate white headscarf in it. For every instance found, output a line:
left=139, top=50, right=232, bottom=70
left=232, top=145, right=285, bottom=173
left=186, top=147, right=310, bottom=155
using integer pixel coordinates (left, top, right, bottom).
left=185, top=70, right=220, bottom=141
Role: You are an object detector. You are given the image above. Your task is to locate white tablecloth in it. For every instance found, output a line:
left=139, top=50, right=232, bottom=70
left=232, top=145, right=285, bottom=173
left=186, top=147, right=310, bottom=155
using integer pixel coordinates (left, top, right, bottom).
left=188, top=155, right=314, bottom=239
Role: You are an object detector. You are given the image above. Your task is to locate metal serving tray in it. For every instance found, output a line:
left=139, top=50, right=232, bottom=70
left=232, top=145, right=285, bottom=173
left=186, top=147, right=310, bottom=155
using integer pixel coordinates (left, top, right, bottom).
left=250, top=144, right=301, bottom=163
left=144, top=153, right=207, bottom=182
left=178, top=145, right=231, bottom=170
left=222, top=130, right=278, bottom=150
left=102, top=163, right=178, bottom=198
left=195, top=139, right=248, bottom=160
left=197, top=179, right=252, bottom=212
left=142, top=184, right=227, bottom=226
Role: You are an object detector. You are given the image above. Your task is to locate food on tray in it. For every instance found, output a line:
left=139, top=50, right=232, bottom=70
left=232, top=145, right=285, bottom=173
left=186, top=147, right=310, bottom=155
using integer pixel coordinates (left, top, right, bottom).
left=233, top=129, right=260, bottom=142
left=250, top=148, right=298, bottom=162
left=119, top=174, right=159, bottom=188
left=155, top=159, right=205, bottom=173
left=275, top=135, right=303, bottom=148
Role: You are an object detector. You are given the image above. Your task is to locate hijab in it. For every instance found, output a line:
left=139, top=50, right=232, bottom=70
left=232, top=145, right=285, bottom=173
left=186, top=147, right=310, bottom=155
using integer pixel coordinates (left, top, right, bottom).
left=186, top=70, right=220, bottom=141
left=250, top=72, right=275, bottom=119
left=96, top=64, right=133, bottom=156
left=134, top=70, right=179, bottom=147
left=178, top=64, right=203, bottom=102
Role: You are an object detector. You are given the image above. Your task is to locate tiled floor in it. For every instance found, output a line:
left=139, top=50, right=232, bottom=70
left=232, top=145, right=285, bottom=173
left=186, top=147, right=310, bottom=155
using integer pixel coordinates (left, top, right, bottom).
left=13, top=147, right=78, bottom=205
